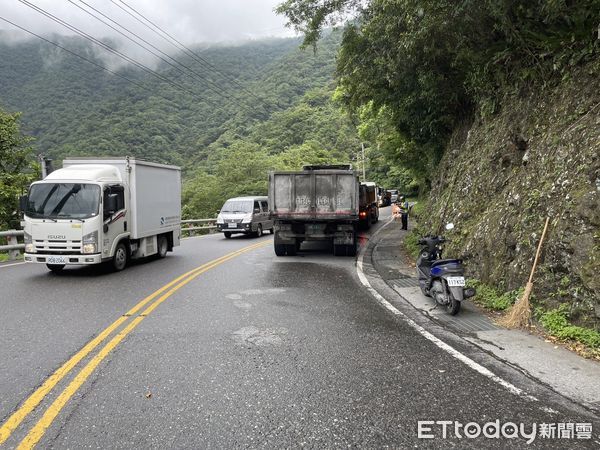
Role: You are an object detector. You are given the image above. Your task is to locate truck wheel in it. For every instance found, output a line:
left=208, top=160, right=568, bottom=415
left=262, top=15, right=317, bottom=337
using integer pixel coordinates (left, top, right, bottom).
left=224, top=232, right=232, bottom=239
left=274, top=243, right=286, bottom=256
left=112, top=242, right=128, bottom=272
left=347, top=241, right=357, bottom=257
left=157, top=235, right=168, bottom=258
left=286, top=243, right=297, bottom=256
left=255, top=224, right=263, bottom=238
left=46, top=264, right=65, bottom=273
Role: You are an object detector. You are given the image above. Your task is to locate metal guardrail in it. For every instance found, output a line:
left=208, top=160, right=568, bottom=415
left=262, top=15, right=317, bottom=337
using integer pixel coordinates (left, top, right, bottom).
left=0, top=219, right=217, bottom=261
left=0, top=230, right=25, bottom=261
left=180, top=218, right=217, bottom=233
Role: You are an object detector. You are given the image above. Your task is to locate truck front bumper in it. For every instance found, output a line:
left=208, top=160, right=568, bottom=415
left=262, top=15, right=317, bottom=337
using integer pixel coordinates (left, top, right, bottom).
left=24, top=253, right=103, bottom=265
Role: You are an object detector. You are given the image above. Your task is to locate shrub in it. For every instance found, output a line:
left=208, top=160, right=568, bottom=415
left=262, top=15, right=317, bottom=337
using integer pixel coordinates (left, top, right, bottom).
left=467, top=279, right=521, bottom=311
left=538, top=305, right=600, bottom=349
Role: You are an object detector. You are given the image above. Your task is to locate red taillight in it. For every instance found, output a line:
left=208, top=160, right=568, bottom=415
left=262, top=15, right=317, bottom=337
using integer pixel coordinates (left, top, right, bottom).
left=359, top=211, right=367, bottom=218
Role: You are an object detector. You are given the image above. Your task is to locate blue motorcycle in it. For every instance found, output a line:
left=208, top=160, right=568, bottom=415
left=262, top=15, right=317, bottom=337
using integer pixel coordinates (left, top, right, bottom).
left=416, top=224, right=475, bottom=315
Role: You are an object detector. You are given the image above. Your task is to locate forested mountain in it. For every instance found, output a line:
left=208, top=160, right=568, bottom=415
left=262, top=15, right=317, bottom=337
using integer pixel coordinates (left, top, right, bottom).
left=0, top=30, right=373, bottom=218
left=0, top=30, right=353, bottom=168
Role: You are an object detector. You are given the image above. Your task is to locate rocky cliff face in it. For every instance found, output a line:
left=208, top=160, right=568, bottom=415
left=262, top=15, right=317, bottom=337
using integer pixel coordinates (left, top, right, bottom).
left=423, top=60, right=599, bottom=328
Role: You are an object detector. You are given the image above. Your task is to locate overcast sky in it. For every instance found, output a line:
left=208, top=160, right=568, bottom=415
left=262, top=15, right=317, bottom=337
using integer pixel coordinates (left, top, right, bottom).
left=0, top=0, right=295, bottom=44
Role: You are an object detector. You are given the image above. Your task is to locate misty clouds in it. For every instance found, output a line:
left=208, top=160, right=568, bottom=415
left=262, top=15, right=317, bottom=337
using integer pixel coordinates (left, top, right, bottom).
left=0, top=0, right=295, bottom=65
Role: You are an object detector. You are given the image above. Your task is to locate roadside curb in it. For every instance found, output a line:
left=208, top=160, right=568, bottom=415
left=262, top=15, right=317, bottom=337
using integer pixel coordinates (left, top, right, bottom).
left=356, top=217, right=600, bottom=418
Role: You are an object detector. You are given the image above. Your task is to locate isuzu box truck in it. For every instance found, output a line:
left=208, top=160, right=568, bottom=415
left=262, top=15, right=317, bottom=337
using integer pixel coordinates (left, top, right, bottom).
left=21, top=157, right=181, bottom=272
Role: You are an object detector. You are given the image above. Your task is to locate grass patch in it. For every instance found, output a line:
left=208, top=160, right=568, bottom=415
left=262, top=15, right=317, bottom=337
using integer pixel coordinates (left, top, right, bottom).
left=408, top=200, right=425, bottom=219
left=537, top=305, right=600, bottom=350
left=403, top=229, right=422, bottom=259
left=0, top=252, right=23, bottom=262
left=467, top=279, right=522, bottom=311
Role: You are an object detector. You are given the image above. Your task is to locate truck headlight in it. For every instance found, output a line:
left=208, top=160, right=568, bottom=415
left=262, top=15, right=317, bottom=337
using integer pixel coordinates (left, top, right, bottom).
left=24, top=232, right=35, bottom=253
left=216, top=215, right=224, bottom=224
left=82, top=231, right=98, bottom=254
left=241, top=214, right=252, bottom=223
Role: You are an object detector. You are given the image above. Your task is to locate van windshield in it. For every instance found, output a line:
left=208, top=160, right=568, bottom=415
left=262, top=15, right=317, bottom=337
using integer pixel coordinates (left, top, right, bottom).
left=26, top=183, right=100, bottom=220
left=221, top=200, right=252, bottom=213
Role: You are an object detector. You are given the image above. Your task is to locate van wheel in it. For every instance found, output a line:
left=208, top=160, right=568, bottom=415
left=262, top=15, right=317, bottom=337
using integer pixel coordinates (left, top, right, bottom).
left=46, top=264, right=65, bottom=273
left=112, top=242, right=127, bottom=271
left=224, top=232, right=232, bottom=239
left=255, top=224, right=263, bottom=238
left=157, top=235, right=168, bottom=258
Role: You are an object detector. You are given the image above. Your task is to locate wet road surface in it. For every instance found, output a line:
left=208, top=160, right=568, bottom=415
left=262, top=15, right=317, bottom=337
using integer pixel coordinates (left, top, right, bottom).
left=1, top=212, right=598, bottom=448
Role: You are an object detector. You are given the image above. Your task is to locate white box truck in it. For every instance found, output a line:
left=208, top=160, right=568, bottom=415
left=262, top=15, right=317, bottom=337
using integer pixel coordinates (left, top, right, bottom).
left=21, top=157, right=181, bottom=272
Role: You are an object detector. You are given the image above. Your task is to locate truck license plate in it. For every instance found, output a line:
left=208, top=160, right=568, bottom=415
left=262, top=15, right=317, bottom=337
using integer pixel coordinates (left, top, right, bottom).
left=47, top=256, right=67, bottom=265
left=228, top=223, right=237, bottom=228
left=447, top=276, right=465, bottom=287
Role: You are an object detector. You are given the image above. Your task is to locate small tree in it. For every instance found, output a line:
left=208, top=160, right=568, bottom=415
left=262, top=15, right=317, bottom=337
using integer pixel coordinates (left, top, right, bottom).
left=0, top=109, right=37, bottom=229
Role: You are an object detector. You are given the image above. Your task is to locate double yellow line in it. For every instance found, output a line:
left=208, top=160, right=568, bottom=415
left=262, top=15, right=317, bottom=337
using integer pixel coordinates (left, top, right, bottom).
left=0, top=240, right=269, bottom=449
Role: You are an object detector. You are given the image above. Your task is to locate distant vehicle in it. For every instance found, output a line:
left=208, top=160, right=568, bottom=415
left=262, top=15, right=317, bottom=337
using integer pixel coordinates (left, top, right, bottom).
left=21, top=157, right=181, bottom=273
left=359, top=182, right=379, bottom=229
left=216, top=196, right=273, bottom=238
left=269, top=164, right=359, bottom=256
left=379, top=189, right=392, bottom=207
left=388, top=189, right=399, bottom=203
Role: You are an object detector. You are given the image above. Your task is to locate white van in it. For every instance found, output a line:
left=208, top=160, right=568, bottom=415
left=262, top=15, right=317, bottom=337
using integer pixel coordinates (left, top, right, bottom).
left=216, top=196, right=273, bottom=238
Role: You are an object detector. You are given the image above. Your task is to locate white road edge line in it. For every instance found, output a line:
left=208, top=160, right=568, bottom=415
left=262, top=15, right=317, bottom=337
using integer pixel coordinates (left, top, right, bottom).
left=357, top=217, right=538, bottom=402
left=0, top=261, right=27, bottom=269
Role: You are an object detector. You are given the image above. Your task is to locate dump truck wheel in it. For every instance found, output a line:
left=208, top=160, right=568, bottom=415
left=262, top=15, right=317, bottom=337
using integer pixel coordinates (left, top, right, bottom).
left=286, top=243, right=297, bottom=256
left=274, top=243, right=286, bottom=256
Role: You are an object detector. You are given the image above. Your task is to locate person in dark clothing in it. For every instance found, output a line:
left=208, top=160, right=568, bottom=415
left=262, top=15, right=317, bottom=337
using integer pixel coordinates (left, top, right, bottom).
left=399, top=196, right=409, bottom=230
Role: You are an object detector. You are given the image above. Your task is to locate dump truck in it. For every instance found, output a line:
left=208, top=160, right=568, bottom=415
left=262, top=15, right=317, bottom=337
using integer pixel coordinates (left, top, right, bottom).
left=21, top=157, right=181, bottom=272
left=268, top=164, right=359, bottom=256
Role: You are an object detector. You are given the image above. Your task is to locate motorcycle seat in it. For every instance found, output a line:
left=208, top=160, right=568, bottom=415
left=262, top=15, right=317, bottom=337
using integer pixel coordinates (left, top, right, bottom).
left=431, top=259, right=462, bottom=268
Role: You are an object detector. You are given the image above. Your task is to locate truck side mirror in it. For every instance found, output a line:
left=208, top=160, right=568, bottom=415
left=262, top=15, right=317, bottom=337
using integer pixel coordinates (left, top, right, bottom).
left=19, top=195, right=28, bottom=213
left=254, top=208, right=260, bottom=214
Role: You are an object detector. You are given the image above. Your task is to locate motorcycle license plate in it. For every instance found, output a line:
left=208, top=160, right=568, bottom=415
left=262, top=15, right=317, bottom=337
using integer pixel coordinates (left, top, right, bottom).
left=447, top=276, right=465, bottom=287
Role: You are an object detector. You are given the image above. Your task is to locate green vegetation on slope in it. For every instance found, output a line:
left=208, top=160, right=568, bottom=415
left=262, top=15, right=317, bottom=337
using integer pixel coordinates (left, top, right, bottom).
left=278, top=0, right=599, bottom=189
left=0, top=31, right=364, bottom=219
left=0, top=31, right=346, bottom=169
left=0, top=109, right=37, bottom=230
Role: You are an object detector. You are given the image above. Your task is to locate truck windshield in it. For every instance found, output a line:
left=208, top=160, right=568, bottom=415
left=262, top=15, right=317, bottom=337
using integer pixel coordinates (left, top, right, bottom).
left=26, top=183, right=100, bottom=219
left=221, top=200, right=252, bottom=213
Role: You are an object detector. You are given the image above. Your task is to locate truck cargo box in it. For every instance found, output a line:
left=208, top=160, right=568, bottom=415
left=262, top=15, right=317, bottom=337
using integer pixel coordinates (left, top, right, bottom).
left=63, top=158, right=181, bottom=239
left=269, top=168, right=359, bottom=221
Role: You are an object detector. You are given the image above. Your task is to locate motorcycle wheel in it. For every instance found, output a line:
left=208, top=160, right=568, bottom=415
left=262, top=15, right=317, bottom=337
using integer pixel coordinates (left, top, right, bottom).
left=446, top=299, right=461, bottom=315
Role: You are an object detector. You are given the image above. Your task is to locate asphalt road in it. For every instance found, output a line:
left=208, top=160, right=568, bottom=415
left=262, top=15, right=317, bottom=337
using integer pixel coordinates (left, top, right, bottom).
left=0, top=210, right=598, bottom=448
